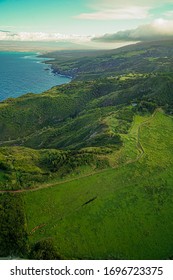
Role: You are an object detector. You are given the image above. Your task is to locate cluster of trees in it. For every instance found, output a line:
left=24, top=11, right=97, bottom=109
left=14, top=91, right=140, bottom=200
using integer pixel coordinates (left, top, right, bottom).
left=135, top=100, right=157, bottom=114
left=0, top=194, right=28, bottom=257
left=0, top=193, right=61, bottom=260
left=29, top=239, right=61, bottom=260
left=41, top=149, right=109, bottom=175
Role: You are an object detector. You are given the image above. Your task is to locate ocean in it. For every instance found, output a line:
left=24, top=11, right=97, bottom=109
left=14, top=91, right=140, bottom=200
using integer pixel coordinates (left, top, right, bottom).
left=0, top=52, right=71, bottom=101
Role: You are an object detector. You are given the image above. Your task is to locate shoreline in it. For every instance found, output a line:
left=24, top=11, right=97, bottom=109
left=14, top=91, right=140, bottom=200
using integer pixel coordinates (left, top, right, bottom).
left=38, top=52, right=75, bottom=80
left=38, top=55, right=73, bottom=80
left=0, top=51, right=71, bottom=102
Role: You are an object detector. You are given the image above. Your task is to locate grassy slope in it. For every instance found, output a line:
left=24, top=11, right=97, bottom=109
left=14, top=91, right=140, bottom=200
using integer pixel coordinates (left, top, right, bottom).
left=2, top=73, right=162, bottom=189
left=42, top=40, right=173, bottom=81
left=0, top=72, right=172, bottom=148
left=24, top=111, right=173, bottom=259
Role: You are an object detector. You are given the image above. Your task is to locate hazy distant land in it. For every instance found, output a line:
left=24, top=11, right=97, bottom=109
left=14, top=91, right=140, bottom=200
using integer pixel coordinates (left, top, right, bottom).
left=0, top=40, right=133, bottom=52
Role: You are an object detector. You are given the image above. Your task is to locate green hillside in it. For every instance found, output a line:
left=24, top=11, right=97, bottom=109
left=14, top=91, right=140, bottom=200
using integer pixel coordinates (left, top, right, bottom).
left=0, top=40, right=173, bottom=259
left=41, top=40, right=173, bottom=80
left=23, top=111, right=173, bottom=259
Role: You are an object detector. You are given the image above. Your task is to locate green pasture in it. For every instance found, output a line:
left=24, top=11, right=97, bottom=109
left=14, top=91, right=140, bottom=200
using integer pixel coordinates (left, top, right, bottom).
left=24, top=111, right=173, bottom=259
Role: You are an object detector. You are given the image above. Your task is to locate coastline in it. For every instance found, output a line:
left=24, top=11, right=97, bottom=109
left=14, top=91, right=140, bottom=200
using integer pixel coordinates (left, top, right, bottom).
left=38, top=52, right=74, bottom=79
left=39, top=55, right=73, bottom=80
left=0, top=51, right=71, bottom=102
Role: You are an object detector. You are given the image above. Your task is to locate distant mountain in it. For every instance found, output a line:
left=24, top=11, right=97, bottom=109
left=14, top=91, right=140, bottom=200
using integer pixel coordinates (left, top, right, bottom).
left=42, top=40, right=173, bottom=80
left=0, top=40, right=95, bottom=52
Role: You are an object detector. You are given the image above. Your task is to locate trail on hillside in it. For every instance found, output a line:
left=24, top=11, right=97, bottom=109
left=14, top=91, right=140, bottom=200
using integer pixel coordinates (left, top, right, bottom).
left=0, top=109, right=161, bottom=194
left=135, top=108, right=159, bottom=161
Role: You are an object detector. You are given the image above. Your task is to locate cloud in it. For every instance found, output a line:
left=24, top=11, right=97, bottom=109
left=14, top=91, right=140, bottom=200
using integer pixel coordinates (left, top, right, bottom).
left=90, top=0, right=173, bottom=8
left=92, top=19, right=173, bottom=42
left=164, top=10, right=173, bottom=17
left=76, top=0, right=173, bottom=20
left=0, top=31, right=93, bottom=42
left=0, top=25, right=16, bottom=29
left=75, top=6, right=149, bottom=20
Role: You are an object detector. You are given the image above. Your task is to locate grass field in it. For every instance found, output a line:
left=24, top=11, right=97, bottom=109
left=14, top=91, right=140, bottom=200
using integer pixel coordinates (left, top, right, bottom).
left=23, top=111, right=173, bottom=259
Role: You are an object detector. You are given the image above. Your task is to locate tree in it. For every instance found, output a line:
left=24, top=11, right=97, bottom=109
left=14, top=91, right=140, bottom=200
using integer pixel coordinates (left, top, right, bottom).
left=29, top=239, right=61, bottom=260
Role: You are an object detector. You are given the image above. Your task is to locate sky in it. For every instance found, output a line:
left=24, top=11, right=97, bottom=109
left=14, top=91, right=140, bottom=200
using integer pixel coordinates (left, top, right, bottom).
left=0, top=0, right=173, bottom=45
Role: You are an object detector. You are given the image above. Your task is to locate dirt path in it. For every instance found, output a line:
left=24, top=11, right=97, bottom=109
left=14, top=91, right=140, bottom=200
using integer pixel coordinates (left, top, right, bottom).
left=0, top=167, right=113, bottom=194
left=135, top=108, right=159, bottom=161
left=0, top=109, right=160, bottom=194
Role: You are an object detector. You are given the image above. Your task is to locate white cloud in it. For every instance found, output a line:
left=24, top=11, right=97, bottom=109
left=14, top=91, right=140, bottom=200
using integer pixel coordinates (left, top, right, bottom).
left=76, top=0, right=173, bottom=21
left=0, top=31, right=93, bottom=42
left=92, top=19, right=173, bottom=42
left=76, top=6, right=149, bottom=20
left=90, top=0, right=173, bottom=8
left=164, top=10, right=173, bottom=17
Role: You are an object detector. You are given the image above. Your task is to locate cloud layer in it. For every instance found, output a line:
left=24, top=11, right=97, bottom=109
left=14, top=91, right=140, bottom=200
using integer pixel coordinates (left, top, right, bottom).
left=76, top=0, right=173, bottom=20
left=0, top=31, right=92, bottom=42
left=76, top=6, right=149, bottom=20
left=92, top=19, right=173, bottom=42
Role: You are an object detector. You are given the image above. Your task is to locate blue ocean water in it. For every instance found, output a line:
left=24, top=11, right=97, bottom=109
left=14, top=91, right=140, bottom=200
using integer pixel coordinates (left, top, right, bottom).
left=0, top=52, right=71, bottom=101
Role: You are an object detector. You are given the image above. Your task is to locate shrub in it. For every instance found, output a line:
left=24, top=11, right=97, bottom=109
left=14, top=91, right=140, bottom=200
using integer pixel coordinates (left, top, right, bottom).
left=29, top=239, right=61, bottom=260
